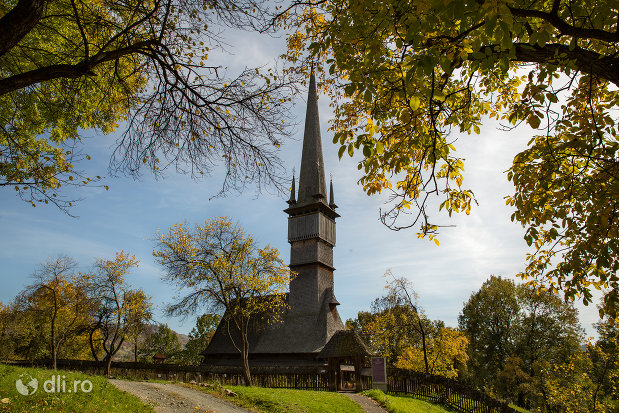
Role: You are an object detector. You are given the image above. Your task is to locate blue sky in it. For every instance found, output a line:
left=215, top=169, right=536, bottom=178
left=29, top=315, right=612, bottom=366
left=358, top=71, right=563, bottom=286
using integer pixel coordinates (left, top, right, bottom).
left=0, top=28, right=602, bottom=339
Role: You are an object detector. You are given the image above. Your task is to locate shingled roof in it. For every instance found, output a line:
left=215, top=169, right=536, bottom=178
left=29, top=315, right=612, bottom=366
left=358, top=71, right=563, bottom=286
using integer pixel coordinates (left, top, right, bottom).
left=318, top=330, right=374, bottom=359
left=203, top=289, right=347, bottom=357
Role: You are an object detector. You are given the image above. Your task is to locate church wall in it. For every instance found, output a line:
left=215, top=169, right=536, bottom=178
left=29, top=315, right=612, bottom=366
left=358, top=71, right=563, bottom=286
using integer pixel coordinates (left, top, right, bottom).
left=289, top=264, right=320, bottom=315
left=289, top=263, right=334, bottom=316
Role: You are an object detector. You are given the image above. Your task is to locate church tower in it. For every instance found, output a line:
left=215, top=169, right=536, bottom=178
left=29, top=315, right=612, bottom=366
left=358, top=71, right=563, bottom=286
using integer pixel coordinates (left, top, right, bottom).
left=284, top=73, right=344, bottom=351
left=201, top=73, right=345, bottom=364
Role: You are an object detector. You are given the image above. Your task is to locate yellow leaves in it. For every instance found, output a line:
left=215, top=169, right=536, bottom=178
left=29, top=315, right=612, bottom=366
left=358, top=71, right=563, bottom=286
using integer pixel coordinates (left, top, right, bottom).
left=395, top=327, right=468, bottom=378
left=154, top=217, right=291, bottom=321
left=410, top=96, right=421, bottom=111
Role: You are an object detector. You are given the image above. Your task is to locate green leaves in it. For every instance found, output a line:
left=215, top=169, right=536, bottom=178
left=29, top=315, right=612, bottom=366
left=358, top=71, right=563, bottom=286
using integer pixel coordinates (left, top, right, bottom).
left=287, top=0, right=619, bottom=318
left=527, top=114, right=541, bottom=129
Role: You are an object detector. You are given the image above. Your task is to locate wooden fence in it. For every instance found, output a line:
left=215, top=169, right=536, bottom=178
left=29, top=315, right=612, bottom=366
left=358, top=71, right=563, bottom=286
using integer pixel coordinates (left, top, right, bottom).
left=388, top=369, right=517, bottom=413
left=5, top=359, right=330, bottom=390
left=5, top=360, right=516, bottom=412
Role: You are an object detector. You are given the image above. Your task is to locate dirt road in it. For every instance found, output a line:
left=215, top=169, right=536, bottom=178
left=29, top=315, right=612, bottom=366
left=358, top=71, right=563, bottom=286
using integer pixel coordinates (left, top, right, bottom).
left=110, top=380, right=253, bottom=413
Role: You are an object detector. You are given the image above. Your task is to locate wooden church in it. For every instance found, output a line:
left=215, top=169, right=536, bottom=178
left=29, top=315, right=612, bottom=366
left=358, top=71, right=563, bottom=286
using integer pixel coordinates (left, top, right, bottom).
left=201, top=74, right=369, bottom=368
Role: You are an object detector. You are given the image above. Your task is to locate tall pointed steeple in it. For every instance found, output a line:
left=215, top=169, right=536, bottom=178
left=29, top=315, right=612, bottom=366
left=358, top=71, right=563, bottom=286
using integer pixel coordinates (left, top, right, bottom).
left=200, top=71, right=348, bottom=368
left=297, top=72, right=328, bottom=206
left=281, top=71, right=344, bottom=354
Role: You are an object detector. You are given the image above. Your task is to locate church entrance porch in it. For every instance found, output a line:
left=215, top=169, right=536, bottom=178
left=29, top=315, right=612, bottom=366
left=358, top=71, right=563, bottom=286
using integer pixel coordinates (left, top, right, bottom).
left=318, top=330, right=374, bottom=392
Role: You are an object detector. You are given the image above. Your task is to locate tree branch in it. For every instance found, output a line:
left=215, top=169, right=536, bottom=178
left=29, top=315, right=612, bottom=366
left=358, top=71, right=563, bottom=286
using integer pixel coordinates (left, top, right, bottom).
left=0, top=0, right=47, bottom=58
left=0, top=40, right=155, bottom=96
left=509, top=6, right=619, bottom=43
left=511, top=43, right=619, bottom=86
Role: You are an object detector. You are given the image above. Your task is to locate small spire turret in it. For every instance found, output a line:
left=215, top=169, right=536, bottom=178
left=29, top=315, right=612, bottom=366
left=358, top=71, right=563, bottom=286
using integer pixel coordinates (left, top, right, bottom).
left=287, top=175, right=297, bottom=205
left=329, top=178, right=337, bottom=209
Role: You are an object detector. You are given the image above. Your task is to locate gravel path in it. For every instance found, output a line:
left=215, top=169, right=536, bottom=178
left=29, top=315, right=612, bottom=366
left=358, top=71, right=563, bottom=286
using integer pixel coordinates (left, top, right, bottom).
left=342, top=393, right=388, bottom=413
left=109, top=380, right=253, bottom=413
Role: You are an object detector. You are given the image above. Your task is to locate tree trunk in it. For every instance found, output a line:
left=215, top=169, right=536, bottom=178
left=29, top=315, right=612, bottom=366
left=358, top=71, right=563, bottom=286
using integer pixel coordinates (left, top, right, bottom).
left=105, top=355, right=113, bottom=377
left=418, top=318, right=429, bottom=374
left=52, top=345, right=57, bottom=371
left=134, top=340, right=138, bottom=362
left=89, top=328, right=99, bottom=361
left=50, top=292, right=57, bottom=370
left=240, top=333, right=252, bottom=386
left=103, top=336, right=124, bottom=377
left=0, top=0, right=47, bottom=58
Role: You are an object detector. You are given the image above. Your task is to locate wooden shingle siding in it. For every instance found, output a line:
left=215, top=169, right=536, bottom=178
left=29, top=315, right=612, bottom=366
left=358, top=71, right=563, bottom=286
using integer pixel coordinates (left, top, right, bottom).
left=288, top=214, right=336, bottom=246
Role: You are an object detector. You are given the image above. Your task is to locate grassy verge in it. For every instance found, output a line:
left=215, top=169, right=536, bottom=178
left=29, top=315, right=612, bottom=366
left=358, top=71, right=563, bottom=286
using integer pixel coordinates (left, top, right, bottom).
left=509, top=405, right=533, bottom=413
left=190, top=383, right=363, bottom=413
left=363, top=389, right=453, bottom=413
left=0, top=364, right=152, bottom=412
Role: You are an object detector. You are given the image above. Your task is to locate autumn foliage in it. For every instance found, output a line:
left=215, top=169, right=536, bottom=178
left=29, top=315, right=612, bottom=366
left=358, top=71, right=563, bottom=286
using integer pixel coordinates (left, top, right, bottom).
left=280, top=0, right=619, bottom=317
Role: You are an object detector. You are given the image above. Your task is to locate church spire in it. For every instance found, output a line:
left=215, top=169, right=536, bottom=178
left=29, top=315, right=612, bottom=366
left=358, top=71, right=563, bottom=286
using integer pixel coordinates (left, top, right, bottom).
left=297, top=72, right=327, bottom=205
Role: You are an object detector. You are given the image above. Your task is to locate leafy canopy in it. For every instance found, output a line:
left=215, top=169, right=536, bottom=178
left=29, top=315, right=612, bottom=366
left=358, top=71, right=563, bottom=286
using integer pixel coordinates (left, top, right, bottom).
left=0, top=0, right=296, bottom=212
left=88, top=250, right=151, bottom=374
left=395, top=326, right=469, bottom=379
left=458, top=275, right=583, bottom=407
left=154, top=216, right=292, bottom=385
left=281, top=0, right=619, bottom=315
left=141, top=323, right=183, bottom=362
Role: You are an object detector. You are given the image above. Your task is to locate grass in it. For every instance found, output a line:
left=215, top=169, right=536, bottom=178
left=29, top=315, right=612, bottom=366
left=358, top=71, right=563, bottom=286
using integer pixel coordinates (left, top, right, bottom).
left=0, top=364, right=152, bottom=412
left=190, top=383, right=364, bottom=413
left=509, top=405, right=533, bottom=413
left=363, top=389, right=454, bottom=413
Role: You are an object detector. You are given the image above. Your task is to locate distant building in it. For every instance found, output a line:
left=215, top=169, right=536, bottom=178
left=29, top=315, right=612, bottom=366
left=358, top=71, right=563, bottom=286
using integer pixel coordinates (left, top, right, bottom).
left=202, top=73, right=347, bottom=367
left=153, top=353, right=166, bottom=364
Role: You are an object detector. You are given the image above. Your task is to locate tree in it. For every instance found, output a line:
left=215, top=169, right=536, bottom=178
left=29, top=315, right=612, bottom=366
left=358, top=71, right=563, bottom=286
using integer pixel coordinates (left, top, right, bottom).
left=535, top=346, right=618, bottom=413
left=495, top=356, right=537, bottom=408
left=180, top=313, right=221, bottom=365
left=88, top=251, right=147, bottom=376
left=459, top=276, right=520, bottom=388
left=0, top=0, right=296, bottom=212
left=586, top=316, right=619, bottom=411
left=21, top=256, right=93, bottom=369
left=459, top=275, right=583, bottom=407
left=531, top=317, right=619, bottom=412
left=281, top=0, right=619, bottom=316
left=154, top=216, right=292, bottom=385
left=0, top=302, right=14, bottom=361
left=347, top=271, right=433, bottom=371
left=395, top=326, right=469, bottom=379
left=4, top=302, right=49, bottom=361
left=123, top=290, right=153, bottom=363
left=141, top=323, right=183, bottom=363
left=345, top=310, right=376, bottom=352
left=515, top=281, right=582, bottom=374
